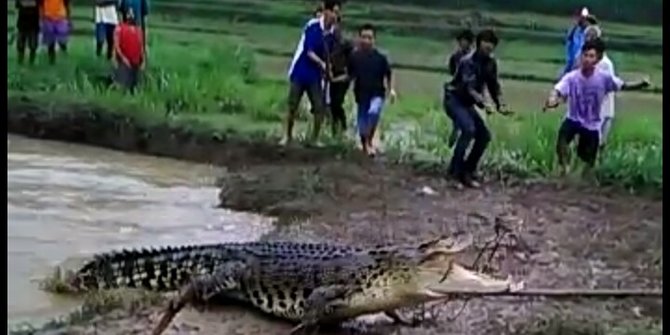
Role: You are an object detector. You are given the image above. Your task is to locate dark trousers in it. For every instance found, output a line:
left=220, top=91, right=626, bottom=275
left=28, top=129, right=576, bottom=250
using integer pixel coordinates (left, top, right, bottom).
left=16, top=9, right=39, bottom=65
left=95, top=22, right=116, bottom=59
left=446, top=96, right=491, bottom=177
left=442, top=89, right=461, bottom=147
left=556, top=118, right=600, bottom=166
left=16, top=29, right=38, bottom=64
left=329, top=81, right=349, bottom=132
left=115, top=60, right=141, bottom=94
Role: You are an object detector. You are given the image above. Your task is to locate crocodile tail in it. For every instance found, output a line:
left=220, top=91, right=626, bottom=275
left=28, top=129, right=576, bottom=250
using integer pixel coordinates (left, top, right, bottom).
left=66, top=244, right=228, bottom=292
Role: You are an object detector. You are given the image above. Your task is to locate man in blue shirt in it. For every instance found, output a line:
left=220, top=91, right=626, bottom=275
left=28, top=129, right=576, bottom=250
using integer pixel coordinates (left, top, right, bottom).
left=561, top=7, right=589, bottom=78
left=281, top=0, right=340, bottom=146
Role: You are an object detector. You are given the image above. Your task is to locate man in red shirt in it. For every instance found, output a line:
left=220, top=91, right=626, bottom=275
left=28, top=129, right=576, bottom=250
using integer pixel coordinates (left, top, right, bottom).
left=114, top=8, right=144, bottom=93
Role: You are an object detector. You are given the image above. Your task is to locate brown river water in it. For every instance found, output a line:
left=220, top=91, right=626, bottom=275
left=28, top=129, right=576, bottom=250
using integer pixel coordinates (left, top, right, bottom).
left=7, top=135, right=274, bottom=329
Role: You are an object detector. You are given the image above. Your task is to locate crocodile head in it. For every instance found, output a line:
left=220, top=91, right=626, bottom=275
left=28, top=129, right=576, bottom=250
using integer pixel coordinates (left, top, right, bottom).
left=340, top=234, right=514, bottom=317
left=408, top=235, right=513, bottom=299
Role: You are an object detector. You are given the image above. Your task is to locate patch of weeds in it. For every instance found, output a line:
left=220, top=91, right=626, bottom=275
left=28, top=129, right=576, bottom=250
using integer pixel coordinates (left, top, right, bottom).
left=9, top=289, right=164, bottom=335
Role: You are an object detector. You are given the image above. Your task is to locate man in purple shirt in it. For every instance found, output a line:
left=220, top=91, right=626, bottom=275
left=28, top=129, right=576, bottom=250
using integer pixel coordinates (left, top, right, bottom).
left=281, top=0, right=340, bottom=146
left=543, top=38, right=649, bottom=172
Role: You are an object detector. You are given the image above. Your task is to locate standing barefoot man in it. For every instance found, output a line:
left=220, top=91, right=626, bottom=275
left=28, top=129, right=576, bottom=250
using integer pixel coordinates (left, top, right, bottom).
left=543, top=38, right=649, bottom=175
left=347, top=23, right=396, bottom=156
left=281, top=0, right=340, bottom=147
left=445, top=29, right=510, bottom=188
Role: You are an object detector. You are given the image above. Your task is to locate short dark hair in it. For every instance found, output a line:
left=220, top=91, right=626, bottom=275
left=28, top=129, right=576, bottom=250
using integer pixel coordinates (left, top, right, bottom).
left=582, top=38, right=605, bottom=55
left=323, top=0, right=341, bottom=11
left=359, top=23, right=375, bottom=35
left=456, top=29, right=475, bottom=43
left=476, top=29, right=499, bottom=47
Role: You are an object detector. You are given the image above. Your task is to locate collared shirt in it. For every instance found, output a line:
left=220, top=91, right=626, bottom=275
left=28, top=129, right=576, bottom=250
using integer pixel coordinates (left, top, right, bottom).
left=288, top=16, right=334, bottom=85
left=448, top=51, right=502, bottom=109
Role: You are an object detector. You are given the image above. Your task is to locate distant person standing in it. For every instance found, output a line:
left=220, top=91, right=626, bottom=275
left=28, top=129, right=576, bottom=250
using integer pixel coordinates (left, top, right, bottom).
left=281, top=0, right=340, bottom=146
left=583, top=25, right=616, bottom=148
left=114, top=8, right=144, bottom=94
left=561, top=7, right=590, bottom=77
left=95, top=0, right=119, bottom=59
left=445, top=29, right=511, bottom=188
left=347, top=23, right=396, bottom=156
left=327, top=18, right=354, bottom=137
left=120, top=0, right=148, bottom=45
left=444, top=29, right=475, bottom=148
left=15, top=0, right=41, bottom=65
left=543, top=39, right=649, bottom=174
left=41, top=0, right=71, bottom=64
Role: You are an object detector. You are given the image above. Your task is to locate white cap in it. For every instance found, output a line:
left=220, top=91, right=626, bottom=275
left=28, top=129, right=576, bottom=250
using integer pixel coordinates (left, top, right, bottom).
left=581, top=7, right=590, bottom=17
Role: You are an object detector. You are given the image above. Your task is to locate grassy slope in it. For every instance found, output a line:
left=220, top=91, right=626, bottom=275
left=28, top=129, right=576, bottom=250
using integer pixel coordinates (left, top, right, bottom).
left=6, top=0, right=663, bottom=191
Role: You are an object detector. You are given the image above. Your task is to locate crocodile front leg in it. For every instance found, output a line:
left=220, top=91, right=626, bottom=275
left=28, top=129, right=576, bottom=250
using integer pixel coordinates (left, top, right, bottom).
left=289, top=285, right=356, bottom=335
left=384, top=310, right=417, bottom=326
left=151, top=261, right=248, bottom=335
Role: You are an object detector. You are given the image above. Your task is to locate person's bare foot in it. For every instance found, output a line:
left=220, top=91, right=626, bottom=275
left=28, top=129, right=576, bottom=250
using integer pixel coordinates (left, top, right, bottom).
left=460, top=175, right=481, bottom=189
left=279, top=137, right=290, bottom=147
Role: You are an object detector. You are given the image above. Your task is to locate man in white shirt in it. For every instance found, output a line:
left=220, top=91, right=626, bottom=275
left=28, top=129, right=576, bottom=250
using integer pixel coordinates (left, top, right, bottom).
left=95, top=0, right=119, bottom=59
left=584, top=25, right=615, bottom=148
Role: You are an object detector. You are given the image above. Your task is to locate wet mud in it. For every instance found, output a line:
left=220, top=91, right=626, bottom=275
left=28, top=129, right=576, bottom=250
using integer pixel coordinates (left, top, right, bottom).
left=8, top=98, right=663, bottom=334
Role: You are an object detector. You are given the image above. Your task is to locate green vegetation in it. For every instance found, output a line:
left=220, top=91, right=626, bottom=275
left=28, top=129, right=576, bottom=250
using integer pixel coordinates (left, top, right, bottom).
left=7, top=0, right=662, bottom=192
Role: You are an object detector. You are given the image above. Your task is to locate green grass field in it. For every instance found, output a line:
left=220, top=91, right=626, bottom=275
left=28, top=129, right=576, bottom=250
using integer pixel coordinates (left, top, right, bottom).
left=6, top=0, right=663, bottom=191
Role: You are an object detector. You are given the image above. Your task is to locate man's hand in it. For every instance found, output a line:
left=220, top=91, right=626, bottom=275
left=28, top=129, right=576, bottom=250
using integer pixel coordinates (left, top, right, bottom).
left=497, top=104, right=514, bottom=116
left=542, top=97, right=560, bottom=112
left=318, top=60, right=327, bottom=72
left=388, top=89, right=397, bottom=104
left=483, top=103, right=495, bottom=115
left=640, top=76, right=651, bottom=88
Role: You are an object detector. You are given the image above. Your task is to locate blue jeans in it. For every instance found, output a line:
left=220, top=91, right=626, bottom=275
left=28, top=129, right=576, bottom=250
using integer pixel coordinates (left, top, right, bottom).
left=442, top=89, right=461, bottom=148
left=446, top=96, right=491, bottom=177
left=357, top=96, right=385, bottom=138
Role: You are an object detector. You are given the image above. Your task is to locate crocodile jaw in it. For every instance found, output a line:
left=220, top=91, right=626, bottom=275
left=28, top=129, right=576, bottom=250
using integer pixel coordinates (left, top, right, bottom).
left=423, top=263, right=512, bottom=297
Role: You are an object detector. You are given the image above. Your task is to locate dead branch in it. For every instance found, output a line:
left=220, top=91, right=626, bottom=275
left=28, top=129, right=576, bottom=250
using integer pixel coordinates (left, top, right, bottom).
left=451, top=288, right=662, bottom=299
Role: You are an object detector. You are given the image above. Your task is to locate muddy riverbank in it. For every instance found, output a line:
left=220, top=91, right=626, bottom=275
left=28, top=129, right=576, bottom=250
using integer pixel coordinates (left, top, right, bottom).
left=8, top=96, right=663, bottom=335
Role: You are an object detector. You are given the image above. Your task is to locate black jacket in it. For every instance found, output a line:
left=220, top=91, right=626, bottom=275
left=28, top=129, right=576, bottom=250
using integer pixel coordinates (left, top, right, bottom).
left=448, top=51, right=502, bottom=109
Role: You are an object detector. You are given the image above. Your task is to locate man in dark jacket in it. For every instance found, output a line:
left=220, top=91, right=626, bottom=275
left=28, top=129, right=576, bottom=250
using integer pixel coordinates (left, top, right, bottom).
left=445, top=29, right=510, bottom=188
left=444, top=29, right=475, bottom=147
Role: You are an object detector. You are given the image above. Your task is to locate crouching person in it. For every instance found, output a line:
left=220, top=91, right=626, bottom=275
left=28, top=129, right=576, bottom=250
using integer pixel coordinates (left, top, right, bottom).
left=114, top=8, right=144, bottom=94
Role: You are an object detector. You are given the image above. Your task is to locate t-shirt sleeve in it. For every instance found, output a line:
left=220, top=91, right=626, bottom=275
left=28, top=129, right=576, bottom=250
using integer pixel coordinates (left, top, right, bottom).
left=553, top=73, right=571, bottom=97
left=604, top=73, right=625, bottom=93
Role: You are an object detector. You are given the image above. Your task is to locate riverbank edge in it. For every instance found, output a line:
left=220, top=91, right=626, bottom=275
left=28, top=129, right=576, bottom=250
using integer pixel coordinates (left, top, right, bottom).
left=7, top=94, right=364, bottom=167
left=7, top=93, right=658, bottom=199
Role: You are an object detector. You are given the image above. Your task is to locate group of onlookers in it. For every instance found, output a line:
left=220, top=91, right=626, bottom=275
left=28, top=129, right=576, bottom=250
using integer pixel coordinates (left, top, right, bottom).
left=284, top=2, right=651, bottom=189
left=14, top=0, right=148, bottom=92
left=282, top=0, right=396, bottom=157
left=15, top=0, right=652, bottom=188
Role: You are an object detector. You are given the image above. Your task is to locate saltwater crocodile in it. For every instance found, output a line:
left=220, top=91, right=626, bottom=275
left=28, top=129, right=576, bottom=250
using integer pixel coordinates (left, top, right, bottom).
left=59, top=236, right=517, bottom=334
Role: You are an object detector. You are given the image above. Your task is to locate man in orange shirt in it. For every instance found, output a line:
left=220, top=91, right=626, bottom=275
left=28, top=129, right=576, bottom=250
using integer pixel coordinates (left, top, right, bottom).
left=41, top=0, right=71, bottom=64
